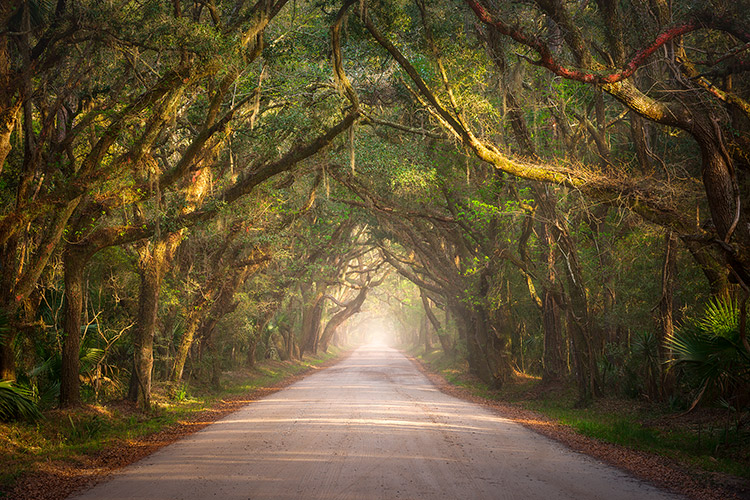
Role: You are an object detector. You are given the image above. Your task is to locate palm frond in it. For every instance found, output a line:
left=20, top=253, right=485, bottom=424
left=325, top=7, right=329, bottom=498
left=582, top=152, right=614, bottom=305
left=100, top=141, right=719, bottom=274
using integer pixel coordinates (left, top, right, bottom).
left=698, top=297, right=739, bottom=337
left=79, top=348, right=105, bottom=372
left=666, top=296, right=750, bottom=409
left=0, top=380, right=42, bottom=421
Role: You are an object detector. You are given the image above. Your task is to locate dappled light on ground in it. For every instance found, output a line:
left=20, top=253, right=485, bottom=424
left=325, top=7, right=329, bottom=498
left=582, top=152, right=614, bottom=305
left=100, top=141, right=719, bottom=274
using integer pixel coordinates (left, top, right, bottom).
left=70, top=347, right=680, bottom=500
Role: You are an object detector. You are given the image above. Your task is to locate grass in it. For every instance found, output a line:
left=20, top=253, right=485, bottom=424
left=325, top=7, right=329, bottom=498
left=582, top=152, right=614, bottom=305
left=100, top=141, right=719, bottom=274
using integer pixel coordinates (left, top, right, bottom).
left=524, top=399, right=750, bottom=479
left=0, top=348, right=344, bottom=496
left=411, top=346, right=750, bottom=481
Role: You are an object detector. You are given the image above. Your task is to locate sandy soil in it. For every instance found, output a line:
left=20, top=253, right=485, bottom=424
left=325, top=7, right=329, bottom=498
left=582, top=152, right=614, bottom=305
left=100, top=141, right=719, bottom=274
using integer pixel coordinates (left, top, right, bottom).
left=66, top=345, right=683, bottom=500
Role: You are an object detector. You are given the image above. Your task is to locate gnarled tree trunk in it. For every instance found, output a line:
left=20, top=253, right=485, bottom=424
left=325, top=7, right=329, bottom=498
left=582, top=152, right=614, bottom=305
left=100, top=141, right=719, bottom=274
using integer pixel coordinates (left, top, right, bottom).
left=320, top=287, right=367, bottom=352
left=421, top=292, right=454, bottom=355
left=300, top=287, right=325, bottom=356
left=128, top=233, right=181, bottom=408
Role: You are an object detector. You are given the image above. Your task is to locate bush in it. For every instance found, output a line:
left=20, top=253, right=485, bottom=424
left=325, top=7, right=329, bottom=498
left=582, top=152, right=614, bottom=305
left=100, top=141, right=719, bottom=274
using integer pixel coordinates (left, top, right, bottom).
left=666, top=298, right=750, bottom=411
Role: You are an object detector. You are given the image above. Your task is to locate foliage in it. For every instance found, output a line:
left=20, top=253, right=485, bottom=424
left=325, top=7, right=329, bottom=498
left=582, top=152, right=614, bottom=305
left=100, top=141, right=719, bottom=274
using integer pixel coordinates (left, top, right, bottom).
left=0, top=0, right=748, bottom=479
left=666, top=298, right=750, bottom=409
left=0, top=380, right=41, bottom=422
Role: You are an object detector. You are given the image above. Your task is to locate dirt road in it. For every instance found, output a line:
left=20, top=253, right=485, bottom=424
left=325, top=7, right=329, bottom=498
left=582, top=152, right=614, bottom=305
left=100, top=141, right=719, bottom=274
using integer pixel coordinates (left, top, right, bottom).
left=70, top=346, right=681, bottom=499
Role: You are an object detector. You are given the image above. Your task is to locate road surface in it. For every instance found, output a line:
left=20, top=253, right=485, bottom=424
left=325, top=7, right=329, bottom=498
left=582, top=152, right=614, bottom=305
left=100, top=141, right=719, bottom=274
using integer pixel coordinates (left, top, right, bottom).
left=70, top=345, right=680, bottom=500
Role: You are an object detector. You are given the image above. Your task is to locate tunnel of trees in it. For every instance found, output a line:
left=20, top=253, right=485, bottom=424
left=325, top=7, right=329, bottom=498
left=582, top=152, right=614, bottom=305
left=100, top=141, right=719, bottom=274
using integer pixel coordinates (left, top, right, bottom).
left=0, top=0, right=748, bottom=422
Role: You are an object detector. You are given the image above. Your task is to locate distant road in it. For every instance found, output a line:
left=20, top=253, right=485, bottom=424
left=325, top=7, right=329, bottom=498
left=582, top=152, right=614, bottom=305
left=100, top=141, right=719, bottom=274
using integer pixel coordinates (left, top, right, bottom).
left=70, top=345, right=680, bottom=499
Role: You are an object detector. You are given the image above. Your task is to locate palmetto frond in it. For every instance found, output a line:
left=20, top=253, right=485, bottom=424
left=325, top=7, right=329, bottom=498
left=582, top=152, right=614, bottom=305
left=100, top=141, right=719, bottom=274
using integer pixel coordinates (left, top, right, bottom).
left=666, top=297, right=750, bottom=408
left=0, top=380, right=41, bottom=422
left=697, top=298, right=739, bottom=338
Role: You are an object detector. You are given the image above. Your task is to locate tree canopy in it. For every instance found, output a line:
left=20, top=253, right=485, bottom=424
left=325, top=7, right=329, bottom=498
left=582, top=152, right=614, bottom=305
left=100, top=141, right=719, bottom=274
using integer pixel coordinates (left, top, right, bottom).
left=0, top=0, right=748, bottom=418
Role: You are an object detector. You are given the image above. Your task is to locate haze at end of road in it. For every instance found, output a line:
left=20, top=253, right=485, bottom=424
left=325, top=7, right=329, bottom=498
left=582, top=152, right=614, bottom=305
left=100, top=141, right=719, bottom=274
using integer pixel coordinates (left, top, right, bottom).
left=69, top=345, right=682, bottom=500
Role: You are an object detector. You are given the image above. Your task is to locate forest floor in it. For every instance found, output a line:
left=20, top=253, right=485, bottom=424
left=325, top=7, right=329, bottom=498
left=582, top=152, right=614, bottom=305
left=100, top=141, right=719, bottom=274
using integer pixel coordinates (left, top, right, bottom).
left=408, top=347, right=750, bottom=500
left=0, top=348, right=348, bottom=500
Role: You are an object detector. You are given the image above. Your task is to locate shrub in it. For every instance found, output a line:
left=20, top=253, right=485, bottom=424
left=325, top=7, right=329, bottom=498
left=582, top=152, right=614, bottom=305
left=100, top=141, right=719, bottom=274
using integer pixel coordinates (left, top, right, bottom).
left=666, top=298, right=750, bottom=411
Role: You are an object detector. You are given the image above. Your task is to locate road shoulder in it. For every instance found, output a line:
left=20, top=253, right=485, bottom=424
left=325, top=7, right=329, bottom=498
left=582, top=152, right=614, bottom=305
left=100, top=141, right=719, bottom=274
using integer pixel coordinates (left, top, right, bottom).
left=5, top=350, right=351, bottom=500
left=403, top=351, right=747, bottom=500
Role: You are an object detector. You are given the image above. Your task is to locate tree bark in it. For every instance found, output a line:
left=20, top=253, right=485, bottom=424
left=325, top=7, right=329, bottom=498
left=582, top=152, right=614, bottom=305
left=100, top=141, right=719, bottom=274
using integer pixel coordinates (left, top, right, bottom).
left=60, top=248, right=87, bottom=407
left=538, top=222, right=566, bottom=383
left=422, top=314, right=432, bottom=352
left=129, top=234, right=181, bottom=408
left=683, top=238, right=732, bottom=297
left=0, top=30, right=21, bottom=173
left=0, top=232, right=18, bottom=380
left=300, top=288, right=325, bottom=355
left=170, top=306, right=203, bottom=384
left=0, top=330, right=14, bottom=381
left=452, top=285, right=513, bottom=390
left=656, top=230, right=679, bottom=396
left=556, top=229, right=600, bottom=404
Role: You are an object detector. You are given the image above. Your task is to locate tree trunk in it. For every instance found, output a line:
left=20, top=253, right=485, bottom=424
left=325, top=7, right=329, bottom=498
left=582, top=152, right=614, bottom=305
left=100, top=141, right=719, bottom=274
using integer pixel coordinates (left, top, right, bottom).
left=538, top=222, right=566, bottom=383
left=0, top=254, right=17, bottom=381
left=285, top=328, right=295, bottom=360
left=0, top=329, right=14, bottom=381
left=0, top=32, right=20, bottom=174
left=556, top=230, right=600, bottom=404
left=0, top=99, right=19, bottom=177
left=171, top=244, right=259, bottom=382
left=453, top=303, right=482, bottom=379
left=421, top=293, right=453, bottom=355
left=542, top=290, right=565, bottom=382
left=589, top=211, right=617, bottom=347
left=656, top=230, right=679, bottom=397
left=0, top=229, right=18, bottom=380
left=320, top=287, right=367, bottom=352
left=130, top=235, right=180, bottom=408
left=698, top=134, right=747, bottom=257
left=630, top=113, right=651, bottom=171
left=59, top=248, right=87, bottom=407
left=422, top=314, right=431, bottom=352
left=525, top=177, right=598, bottom=402
left=480, top=268, right=513, bottom=388
left=683, top=238, right=732, bottom=297
left=300, top=291, right=324, bottom=355
left=170, top=309, right=202, bottom=383
left=453, top=296, right=512, bottom=390
left=130, top=254, right=160, bottom=408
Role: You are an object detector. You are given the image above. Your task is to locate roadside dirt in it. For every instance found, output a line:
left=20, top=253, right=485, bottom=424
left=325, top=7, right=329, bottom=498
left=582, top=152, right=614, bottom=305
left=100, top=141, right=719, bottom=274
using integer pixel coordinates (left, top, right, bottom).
left=68, top=346, right=683, bottom=500
left=8, top=347, right=748, bottom=500
left=4, top=354, right=347, bottom=500
left=405, top=353, right=750, bottom=500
